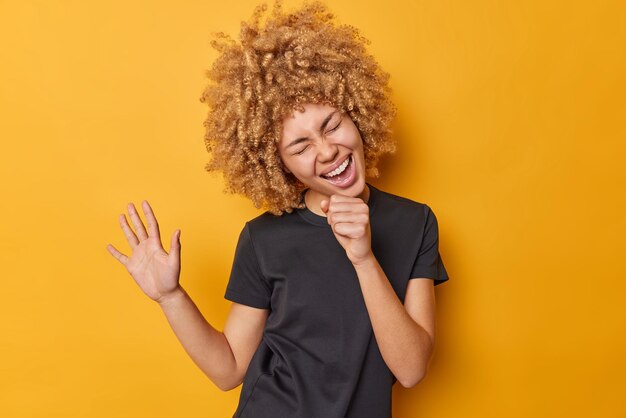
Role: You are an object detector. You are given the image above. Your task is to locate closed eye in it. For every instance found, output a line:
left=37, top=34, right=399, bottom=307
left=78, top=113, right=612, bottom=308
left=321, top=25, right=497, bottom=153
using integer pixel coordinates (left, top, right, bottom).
left=293, top=119, right=342, bottom=155
left=295, top=145, right=309, bottom=155
left=327, top=121, right=341, bottom=133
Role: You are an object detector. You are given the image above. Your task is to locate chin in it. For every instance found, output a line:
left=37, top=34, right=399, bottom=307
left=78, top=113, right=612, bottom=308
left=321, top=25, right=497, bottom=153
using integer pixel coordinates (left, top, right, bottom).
left=342, top=179, right=366, bottom=197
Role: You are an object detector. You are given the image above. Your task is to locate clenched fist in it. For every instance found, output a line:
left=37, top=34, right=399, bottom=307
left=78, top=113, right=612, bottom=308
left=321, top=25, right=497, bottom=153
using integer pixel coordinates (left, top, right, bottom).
left=320, top=194, right=373, bottom=266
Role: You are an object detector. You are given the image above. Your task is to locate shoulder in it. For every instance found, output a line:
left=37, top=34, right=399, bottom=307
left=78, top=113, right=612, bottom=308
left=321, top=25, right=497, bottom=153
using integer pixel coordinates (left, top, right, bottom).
left=246, top=209, right=295, bottom=227
left=243, top=208, right=303, bottom=239
left=370, top=184, right=432, bottom=220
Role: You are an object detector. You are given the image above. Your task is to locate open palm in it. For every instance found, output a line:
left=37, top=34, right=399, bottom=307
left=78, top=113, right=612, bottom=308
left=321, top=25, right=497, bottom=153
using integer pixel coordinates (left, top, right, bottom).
left=106, top=200, right=181, bottom=303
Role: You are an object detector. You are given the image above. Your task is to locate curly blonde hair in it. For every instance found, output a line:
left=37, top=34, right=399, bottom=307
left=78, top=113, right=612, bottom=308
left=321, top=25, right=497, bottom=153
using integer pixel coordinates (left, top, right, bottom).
left=199, top=0, right=397, bottom=215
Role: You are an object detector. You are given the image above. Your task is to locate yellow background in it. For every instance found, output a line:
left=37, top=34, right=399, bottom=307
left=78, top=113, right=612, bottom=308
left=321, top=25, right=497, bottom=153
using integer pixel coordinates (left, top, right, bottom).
left=1, top=0, right=624, bottom=417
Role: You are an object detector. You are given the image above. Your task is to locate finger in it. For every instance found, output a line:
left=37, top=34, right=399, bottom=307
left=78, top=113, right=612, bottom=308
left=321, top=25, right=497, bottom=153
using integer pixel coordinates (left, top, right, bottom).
left=329, top=194, right=363, bottom=204
left=320, top=199, right=329, bottom=213
left=106, top=243, right=129, bottom=266
left=332, top=222, right=365, bottom=238
left=141, top=200, right=161, bottom=238
left=169, top=229, right=181, bottom=262
left=327, top=201, right=368, bottom=214
left=327, top=212, right=369, bottom=225
left=127, top=202, right=149, bottom=241
left=119, top=213, right=139, bottom=248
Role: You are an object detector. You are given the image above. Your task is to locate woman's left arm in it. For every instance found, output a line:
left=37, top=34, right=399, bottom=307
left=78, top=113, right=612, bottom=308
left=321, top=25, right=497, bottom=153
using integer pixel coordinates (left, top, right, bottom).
left=353, top=257, right=436, bottom=388
left=320, top=194, right=436, bottom=388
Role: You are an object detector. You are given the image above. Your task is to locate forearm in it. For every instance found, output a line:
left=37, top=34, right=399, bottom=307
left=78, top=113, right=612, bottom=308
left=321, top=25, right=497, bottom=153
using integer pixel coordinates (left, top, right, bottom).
left=157, top=286, right=238, bottom=391
left=352, top=255, right=433, bottom=388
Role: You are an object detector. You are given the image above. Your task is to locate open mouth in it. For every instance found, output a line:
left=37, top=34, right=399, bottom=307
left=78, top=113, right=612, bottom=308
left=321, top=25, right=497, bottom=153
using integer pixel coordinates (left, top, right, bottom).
left=320, top=154, right=356, bottom=187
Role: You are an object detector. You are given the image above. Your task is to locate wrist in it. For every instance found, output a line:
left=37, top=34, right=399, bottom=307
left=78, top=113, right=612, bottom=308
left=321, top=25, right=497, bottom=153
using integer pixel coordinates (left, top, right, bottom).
left=156, top=286, right=186, bottom=306
left=351, top=251, right=376, bottom=269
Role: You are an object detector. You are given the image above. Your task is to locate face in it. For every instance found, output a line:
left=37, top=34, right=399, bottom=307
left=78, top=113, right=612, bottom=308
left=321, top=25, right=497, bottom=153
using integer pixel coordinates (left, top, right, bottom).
left=278, top=103, right=368, bottom=207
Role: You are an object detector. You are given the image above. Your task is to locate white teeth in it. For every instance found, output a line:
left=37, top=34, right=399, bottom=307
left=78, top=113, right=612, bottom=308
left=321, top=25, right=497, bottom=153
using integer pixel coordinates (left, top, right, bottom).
left=323, top=156, right=350, bottom=178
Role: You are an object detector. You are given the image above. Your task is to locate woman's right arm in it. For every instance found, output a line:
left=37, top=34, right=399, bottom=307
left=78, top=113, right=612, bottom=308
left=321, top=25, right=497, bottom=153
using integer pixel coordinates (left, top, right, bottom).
left=106, top=200, right=267, bottom=391
left=157, top=287, right=268, bottom=391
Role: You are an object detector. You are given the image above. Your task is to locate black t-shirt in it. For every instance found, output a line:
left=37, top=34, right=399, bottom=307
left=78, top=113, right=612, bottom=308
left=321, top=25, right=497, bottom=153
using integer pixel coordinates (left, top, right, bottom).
left=224, top=183, right=449, bottom=418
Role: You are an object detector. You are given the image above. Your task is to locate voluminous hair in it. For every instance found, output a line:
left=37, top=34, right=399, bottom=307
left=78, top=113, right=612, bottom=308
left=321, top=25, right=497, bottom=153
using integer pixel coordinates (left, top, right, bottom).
left=199, top=0, right=397, bottom=215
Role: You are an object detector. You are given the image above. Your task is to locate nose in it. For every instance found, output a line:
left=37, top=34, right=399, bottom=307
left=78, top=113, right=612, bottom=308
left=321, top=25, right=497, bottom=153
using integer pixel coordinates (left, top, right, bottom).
left=317, top=138, right=338, bottom=163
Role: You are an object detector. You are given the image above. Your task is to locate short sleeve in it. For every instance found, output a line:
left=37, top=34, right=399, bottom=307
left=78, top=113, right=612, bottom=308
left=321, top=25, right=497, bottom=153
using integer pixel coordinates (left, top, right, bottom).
left=224, top=222, right=272, bottom=309
left=409, top=205, right=450, bottom=286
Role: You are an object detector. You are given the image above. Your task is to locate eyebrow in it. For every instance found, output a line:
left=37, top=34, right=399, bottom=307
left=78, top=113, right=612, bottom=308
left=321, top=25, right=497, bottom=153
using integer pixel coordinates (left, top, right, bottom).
left=285, top=111, right=339, bottom=150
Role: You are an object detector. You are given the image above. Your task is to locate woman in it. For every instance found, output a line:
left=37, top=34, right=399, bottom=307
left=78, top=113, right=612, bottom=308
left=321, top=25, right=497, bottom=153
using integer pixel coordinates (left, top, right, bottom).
left=106, top=2, right=449, bottom=417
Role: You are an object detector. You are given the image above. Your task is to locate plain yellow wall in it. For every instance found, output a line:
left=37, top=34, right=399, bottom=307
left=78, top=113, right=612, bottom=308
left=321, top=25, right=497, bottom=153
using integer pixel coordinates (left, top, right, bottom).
left=1, top=0, right=624, bottom=417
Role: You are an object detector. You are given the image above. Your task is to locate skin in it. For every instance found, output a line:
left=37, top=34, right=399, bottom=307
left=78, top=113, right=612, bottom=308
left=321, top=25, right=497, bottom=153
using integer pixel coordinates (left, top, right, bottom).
left=105, top=102, right=437, bottom=391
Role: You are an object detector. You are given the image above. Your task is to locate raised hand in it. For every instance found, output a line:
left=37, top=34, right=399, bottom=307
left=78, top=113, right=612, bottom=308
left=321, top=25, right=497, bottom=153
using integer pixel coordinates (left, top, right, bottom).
left=320, top=194, right=373, bottom=266
left=106, top=200, right=182, bottom=303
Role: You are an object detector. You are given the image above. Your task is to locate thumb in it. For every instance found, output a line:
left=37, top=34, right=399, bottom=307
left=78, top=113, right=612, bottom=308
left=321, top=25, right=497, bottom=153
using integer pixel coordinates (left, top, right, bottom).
left=169, top=229, right=181, bottom=260
left=320, top=199, right=329, bottom=213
